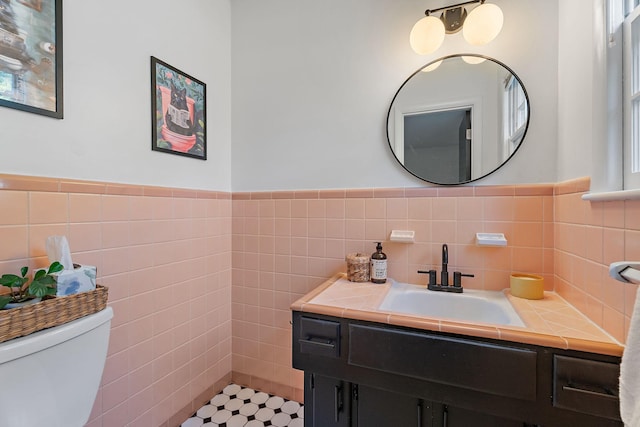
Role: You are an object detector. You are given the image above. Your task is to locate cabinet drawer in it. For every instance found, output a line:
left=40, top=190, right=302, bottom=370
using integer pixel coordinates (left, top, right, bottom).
left=348, top=324, right=537, bottom=400
left=553, top=355, right=620, bottom=420
left=298, top=317, right=341, bottom=358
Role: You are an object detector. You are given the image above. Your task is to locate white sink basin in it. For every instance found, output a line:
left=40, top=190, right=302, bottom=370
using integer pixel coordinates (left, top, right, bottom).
left=378, top=281, right=525, bottom=327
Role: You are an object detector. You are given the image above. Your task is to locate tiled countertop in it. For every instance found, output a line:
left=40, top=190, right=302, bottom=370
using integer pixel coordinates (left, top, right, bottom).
left=291, top=273, right=624, bottom=357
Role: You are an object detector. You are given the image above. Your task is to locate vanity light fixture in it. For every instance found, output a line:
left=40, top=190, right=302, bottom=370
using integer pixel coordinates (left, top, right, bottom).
left=409, top=0, right=504, bottom=55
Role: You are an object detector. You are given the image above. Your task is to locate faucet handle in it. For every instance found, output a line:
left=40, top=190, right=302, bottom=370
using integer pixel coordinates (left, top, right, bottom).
left=429, top=270, right=437, bottom=287
left=453, top=271, right=474, bottom=288
left=418, top=269, right=438, bottom=287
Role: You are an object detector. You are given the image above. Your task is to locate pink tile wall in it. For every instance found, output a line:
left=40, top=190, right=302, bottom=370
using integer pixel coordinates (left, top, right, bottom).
left=0, top=175, right=232, bottom=427
left=553, top=178, right=640, bottom=344
left=231, top=184, right=556, bottom=399
left=6, top=172, right=637, bottom=420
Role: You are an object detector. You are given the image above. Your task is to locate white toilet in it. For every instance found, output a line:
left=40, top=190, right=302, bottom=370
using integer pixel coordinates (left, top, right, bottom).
left=0, top=306, right=113, bottom=427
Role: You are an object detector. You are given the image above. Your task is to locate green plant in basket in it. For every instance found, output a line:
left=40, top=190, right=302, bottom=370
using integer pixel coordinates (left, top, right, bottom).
left=0, top=262, right=64, bottom=309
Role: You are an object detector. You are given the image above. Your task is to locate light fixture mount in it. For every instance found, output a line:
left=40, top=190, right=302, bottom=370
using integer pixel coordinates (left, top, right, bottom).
left=440, top=7, right=467, bottom=34
left=425, top=0, right=483, bottom=34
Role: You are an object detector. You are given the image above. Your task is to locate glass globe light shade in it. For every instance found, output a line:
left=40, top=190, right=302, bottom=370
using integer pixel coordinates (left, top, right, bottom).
left=410, top=16, right=445, bottom=55
left=462, top=3, right=504, bottom=46
left=421, top=60, right=443, bottom=72
left=461, top=56, right=487, bottom=65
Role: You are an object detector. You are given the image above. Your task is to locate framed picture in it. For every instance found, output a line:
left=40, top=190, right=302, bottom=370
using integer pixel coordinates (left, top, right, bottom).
left=0, top=0, right=62, bottom=118
left=151, top=56, right=207, bottom=160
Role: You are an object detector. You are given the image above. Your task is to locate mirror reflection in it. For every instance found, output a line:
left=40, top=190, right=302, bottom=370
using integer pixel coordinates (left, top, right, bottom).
left=387, top=54, right=529, bottom=185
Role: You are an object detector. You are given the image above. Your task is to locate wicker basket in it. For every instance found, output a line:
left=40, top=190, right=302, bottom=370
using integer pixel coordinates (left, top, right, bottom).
left=0, top=285, right=108, bottom=344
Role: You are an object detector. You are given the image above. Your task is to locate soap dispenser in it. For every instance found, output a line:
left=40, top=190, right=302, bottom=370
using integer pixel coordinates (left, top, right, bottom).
left=370, top=242, right=387, bottom=284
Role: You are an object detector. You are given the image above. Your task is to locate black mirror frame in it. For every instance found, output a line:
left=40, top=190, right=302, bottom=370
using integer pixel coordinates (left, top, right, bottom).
left=386, top=54, right=531, bottom=185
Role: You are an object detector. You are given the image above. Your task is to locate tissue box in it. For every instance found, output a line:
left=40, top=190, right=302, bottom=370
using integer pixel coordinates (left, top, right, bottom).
left=53, top=265, right=97, bottom=296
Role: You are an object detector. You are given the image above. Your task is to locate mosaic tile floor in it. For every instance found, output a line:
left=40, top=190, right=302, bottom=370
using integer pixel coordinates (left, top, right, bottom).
left=181, top=384, right=304, bottom=427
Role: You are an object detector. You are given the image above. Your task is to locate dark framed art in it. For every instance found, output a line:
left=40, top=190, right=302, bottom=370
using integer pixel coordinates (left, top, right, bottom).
left=151, top=56, right=207, bottom=160
left=0, top=0, right=62, bottom=118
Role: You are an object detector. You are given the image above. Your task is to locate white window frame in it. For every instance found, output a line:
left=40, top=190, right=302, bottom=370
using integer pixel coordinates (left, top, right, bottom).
left=503, top=75, right=528, bottom=160
left=624, top=0, right=640, bottom=188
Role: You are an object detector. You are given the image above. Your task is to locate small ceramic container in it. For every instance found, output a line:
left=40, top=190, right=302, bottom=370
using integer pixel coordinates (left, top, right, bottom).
left=510, top=273, right=544, bottom=300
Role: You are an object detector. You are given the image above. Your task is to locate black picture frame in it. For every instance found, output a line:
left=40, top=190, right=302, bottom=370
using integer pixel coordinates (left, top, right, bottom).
left=0, top=0, right=63, bottom=118
left=151, top=57, right=207, bottom=160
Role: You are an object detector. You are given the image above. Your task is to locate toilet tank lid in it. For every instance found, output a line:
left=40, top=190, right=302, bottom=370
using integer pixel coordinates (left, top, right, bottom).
left=0, top=306, right=113, bottom=364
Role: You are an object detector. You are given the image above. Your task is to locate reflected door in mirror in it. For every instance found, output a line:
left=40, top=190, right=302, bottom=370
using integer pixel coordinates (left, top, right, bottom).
left=404, top=108, right=472, bottom=184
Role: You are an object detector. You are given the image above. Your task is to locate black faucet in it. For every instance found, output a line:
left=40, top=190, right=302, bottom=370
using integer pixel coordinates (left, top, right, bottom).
left=441, top=243, right=449, bottom=287
left=417, top=243, right=474, bottom=293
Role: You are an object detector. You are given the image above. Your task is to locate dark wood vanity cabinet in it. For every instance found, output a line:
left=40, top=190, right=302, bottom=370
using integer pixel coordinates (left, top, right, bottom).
left=293, top=312, right=622, bottom=427
left=305, top=373, right=352, bottom=427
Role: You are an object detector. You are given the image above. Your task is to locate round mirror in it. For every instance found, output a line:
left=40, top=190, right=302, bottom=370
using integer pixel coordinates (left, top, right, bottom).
left=386, top=54, right=530, bottom=185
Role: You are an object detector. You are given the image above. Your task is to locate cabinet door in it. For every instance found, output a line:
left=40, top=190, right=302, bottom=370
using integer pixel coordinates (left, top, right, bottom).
left=354, top=384, right=426, bottom=427
left=437, top=404, right=525, bottom=427
left=305, top=373, right=351, bottom=427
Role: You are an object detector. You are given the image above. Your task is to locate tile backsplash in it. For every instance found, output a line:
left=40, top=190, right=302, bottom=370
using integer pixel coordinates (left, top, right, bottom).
left=0, top=174, right=638, bottom=426
left=232, top=178, right=639, bottom=402
left=554, top=179, right=640, bottom=344
left=232, top=184, right=556, bottom=401
left=0, top=175, right=232, bottom=427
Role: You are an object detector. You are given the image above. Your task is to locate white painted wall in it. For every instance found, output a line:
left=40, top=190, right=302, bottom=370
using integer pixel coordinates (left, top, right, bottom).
left=557, top=0, right=623, bottom=192
left=230, top=0, right=559, bottom=191
left=7, top=0, right=603, bottom=193
left=557, top=0, right=615, bottom=191
left=0, top=0, right=232, bottom=191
